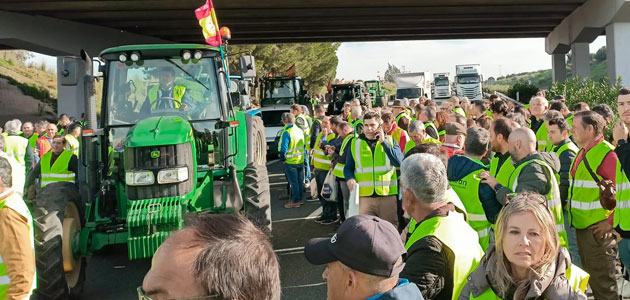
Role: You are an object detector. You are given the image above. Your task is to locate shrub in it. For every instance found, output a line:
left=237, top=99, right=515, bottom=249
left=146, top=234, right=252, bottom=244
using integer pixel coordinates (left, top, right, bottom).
left=507, top=82, right=539, bottom=104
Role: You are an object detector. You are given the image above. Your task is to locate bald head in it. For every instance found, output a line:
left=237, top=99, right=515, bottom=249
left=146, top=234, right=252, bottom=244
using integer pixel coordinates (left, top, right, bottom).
left=508, top=128, right=537, bottom=161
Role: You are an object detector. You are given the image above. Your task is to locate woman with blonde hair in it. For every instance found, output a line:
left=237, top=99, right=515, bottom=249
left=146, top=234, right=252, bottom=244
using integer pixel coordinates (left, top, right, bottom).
left=459, top=192, right=588, bottom=300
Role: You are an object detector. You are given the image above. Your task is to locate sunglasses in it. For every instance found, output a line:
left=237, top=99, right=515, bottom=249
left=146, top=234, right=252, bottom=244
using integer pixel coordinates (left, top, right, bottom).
left=137, top=287, right=220, bottom=300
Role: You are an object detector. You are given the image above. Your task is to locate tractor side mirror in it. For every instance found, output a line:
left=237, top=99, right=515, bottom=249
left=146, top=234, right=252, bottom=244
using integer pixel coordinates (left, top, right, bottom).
left=60, top=57, right=80, bottom=86
left=239, top=55, right=256, bottom=79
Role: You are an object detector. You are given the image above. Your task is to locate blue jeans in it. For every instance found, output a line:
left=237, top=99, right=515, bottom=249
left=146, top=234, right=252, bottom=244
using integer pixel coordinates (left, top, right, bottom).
left=284, top=163, right=304, bottom=203
left=563, top=210, right=582, bottom=267
left=619, top=238, right=630, bottom=275
left=304, top=150, right=311, bottom=182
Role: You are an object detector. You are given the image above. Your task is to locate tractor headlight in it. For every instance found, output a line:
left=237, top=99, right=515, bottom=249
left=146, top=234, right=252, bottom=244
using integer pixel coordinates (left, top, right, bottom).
left=125, top=170, right=155, bottom=186
left=157, top=167, right=189, bottom=184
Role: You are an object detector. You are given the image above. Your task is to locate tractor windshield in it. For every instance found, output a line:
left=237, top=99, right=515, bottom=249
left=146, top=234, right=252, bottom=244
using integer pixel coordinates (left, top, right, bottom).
left=106, top=58, right=222, bottom=126
left=332, top=86, right=357, bottom=102
left=264, top=79, right=296, bottom=99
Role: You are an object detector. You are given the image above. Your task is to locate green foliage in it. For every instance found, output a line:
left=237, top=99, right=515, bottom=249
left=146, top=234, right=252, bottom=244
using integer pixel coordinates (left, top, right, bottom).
left=227, top=43, right=340, bottom=94
left=507, top=82, right=540, bottom=104
left=547, top=77, right=622, bottom=140
left=594, top=46, right=607, bottom=63
left=383, top=63, right=401, bottom=83
left=483, top=84, right=509, bottom=95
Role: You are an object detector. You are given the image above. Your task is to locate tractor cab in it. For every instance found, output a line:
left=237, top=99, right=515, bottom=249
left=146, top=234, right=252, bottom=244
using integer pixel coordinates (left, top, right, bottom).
left=260, top=76, right=309, bottom=106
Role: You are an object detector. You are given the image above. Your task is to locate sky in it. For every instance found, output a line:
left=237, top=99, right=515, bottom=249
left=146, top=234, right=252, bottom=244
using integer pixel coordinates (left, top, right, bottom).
left=27, top=36, right=607, bottom=80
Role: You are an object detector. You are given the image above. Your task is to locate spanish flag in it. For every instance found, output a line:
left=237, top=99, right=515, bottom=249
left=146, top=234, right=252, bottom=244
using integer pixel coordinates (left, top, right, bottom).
left=195, top=0, right=222, bottom=47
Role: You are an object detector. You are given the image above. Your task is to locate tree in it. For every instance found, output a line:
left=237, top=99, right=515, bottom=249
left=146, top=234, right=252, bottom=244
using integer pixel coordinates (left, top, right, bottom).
left=507, top=82, right=539, bottom=104
left=594, top=46, right=607, bottom=63
left=383, top=63, right=401, bottom=83
left=226, top=43, right=340, bottom=94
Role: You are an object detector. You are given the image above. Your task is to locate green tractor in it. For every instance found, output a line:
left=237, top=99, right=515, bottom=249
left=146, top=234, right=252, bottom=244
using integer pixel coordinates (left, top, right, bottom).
left=259, top=76, right=309, bottom=106
left=29, top=44, right=270, bottom=299
left=364, top=80, right=387, bottom=107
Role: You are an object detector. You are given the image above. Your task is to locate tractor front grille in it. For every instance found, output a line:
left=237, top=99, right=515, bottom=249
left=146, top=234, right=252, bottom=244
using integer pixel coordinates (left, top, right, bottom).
left=124, top=143, right=194, bottom=200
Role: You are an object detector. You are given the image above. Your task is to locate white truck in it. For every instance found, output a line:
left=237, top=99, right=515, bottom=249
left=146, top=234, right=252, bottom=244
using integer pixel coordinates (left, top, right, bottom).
left=432, top=72, right=451, bottom=99
left=395, top=72, right=431, bottom=102
left=455, top=64, right=483, bottom=100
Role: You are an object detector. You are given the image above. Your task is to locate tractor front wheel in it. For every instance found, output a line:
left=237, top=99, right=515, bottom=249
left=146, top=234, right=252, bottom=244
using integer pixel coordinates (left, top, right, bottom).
left=243, top=115, right=272, bottom=233
left=30, top=182, right=86, bottom=300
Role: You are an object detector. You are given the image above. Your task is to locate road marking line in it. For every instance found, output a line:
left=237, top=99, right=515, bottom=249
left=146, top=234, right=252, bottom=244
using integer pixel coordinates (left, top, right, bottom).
left=283, top=282, right=327, bottom=289
left=274, top=246, right=304, bottom=253
left=266, top=159, right=280, bottom=166
left=273, top=207, right=322, bottom=223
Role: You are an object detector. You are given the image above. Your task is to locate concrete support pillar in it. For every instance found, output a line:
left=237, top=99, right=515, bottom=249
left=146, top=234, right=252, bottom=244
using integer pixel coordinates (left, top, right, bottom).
left=552, top=53, right=567, bottom=83
left=606, top=22, right=630, bottom=86
left=571, top=43, right=590, bottom=79
left=56, top=57, right=86, bottom=119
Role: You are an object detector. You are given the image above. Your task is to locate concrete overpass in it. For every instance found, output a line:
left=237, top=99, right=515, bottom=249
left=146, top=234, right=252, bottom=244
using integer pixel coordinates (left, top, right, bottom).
left=1, top=0, right=629, bottom=117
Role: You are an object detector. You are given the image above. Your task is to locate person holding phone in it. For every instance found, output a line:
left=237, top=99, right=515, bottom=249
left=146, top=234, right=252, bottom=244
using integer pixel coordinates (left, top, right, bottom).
left=343, top=111, right=404, bottom=227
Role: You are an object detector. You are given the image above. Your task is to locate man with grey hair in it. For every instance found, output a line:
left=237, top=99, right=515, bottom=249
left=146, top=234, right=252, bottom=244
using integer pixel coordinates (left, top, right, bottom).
left=0, top=136, right=25, bottom=196
left=417, top=106, right=439, bottom=140
left=349, top=105, right=364, bottom=135
left=447, top=127, right=501, bottom=250
left=399, top=153, right=484, bottom=300
left=278, top=112, right=305, bottom=208
left=2, top=119, right=32, bottom=173
left=529, top=96, right=549, bottom=152
left=404, top=121, right=441, bottom=154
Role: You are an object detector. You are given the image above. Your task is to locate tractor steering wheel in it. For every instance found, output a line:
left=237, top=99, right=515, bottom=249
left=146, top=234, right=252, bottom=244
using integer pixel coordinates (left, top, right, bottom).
left=154, top=96, right=183, bottom=110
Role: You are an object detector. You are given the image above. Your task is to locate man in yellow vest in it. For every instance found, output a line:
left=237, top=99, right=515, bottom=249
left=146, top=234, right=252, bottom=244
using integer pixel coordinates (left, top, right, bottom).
left=3, top=119, right=32, bottom=174
left=447, top=127, right=501, bottom=250
left=291, top=104, right=312, bottom=188
left=141, top=67, right=192, bottom=115
left=64, top=123, right=81, bottom=156
left=0, top=136, right=25, bottom=197
left=399, top=153, right=484, bottom=300
left=19, top=122, right=38, bottom=153
left=26, top=135, right=78, bottom=190
left=278, top=112, right=305, bottom=209
left=488, top=118, right=520, bottom=188
left=56, top=114, right=71, bottom=135
left=0, top=156, right=36, bottom=300
left=417, top=105, right=439, bottom=140
left=404, top=121, right=441, bottom=154
left=392, top=100, right=412, bottom=131
left=613, top=87, right=630, bottom=284
left=312, top=117, right=338, bottom=224
left=345, top=111, right=404, bottom=227
left=327, top=121, right=354, bottom=222
left=547, top=116, right=582, bottom=265
left=568, top=111, right=621, bottom=300
left=382, top=112, right=409, bottom=154
left=529, top=96, right=550, bottom=152
left=480, top=128, right=568, bottom=248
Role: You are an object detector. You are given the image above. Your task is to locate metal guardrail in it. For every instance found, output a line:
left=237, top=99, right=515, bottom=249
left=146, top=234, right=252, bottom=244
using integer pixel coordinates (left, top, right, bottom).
left=483, top=91, right=524, bottom=106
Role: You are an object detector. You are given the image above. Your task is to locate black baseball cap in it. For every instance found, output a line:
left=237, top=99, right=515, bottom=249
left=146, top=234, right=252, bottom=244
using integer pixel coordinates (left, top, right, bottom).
left=304, top=215, right=406, bottom=277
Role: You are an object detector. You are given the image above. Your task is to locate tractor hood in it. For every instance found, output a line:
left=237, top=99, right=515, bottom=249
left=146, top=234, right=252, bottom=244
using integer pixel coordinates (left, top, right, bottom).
left=126, top=116, right=194, bottom=147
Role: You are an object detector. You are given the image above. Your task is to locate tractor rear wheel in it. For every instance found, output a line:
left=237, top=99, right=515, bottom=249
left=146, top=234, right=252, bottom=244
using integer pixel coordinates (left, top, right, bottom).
left=243, top=115, right=272, bottom=233
left=30, top=182, right=86, bottom=300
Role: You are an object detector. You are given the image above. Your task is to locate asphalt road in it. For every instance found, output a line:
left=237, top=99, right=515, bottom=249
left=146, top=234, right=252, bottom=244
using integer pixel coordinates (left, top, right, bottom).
left=80, top=159, right=334, bottom=299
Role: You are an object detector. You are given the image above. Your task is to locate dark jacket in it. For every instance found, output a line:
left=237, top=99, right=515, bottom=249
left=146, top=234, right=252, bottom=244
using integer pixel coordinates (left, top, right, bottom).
left=495, top=152, right=560, bottom=204
left=616, top=135, right=630, bottom=180
left=447, top=155, right=502, bottom=223
left=553, top=139, right=578, bottom=207
left=400, top=203, right=459, bottom=300
left=369, top=279, right=425, bottom=300
left=310, top=116, right=323, bottom=149
left=459, top=246, right=587, bottom=300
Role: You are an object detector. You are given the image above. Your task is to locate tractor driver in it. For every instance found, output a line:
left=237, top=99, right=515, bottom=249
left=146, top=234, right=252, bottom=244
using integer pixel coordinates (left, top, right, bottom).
left=141, top=67, right=193, bottom=115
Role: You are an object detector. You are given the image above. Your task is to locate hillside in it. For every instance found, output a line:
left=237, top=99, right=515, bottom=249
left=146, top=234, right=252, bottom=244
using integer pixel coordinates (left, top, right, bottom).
left=491, top=46, right=609, bottom=91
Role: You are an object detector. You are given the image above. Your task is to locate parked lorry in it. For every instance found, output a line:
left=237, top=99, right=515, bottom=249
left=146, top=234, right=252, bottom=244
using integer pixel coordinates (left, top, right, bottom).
left=395, top=72, right=431, bottom=101
left=259, top=76, right=309, bottom=106
left=364, top=80, right=387, bottom=107
left=455, top=64, right=483, bottom=100
left=30, top=43, right=271, bottom=298
left=432, top=72, right=451, bottom=99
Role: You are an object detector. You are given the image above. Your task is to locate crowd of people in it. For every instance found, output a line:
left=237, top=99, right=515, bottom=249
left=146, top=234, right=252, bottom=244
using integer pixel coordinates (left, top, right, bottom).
left=2, top=86, right=630, bottom=300
left=0, top=113, right=82, bottom=299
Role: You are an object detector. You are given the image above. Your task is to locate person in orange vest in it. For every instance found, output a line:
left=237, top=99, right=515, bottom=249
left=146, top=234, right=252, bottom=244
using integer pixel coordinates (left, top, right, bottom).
left=35, top=122, right=56, bottom=159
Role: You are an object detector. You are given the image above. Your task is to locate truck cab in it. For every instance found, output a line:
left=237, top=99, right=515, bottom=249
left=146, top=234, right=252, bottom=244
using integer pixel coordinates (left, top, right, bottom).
left=432, top=72, right=451, bottom=99
left=455, top=64, right=483, bottom=100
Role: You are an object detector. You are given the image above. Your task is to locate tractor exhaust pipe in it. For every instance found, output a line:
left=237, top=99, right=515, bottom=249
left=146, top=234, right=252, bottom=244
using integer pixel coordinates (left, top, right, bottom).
left=80, top=50, right=98, bottom=202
